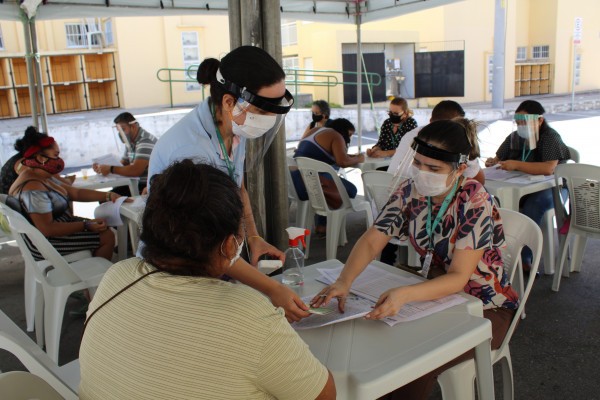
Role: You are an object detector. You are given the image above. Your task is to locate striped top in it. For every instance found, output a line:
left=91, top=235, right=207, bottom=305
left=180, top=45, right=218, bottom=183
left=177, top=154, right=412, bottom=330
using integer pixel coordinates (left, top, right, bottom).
left=79, top=258, right=329, bottom=400
left=123, top=127, right=157, bottom=182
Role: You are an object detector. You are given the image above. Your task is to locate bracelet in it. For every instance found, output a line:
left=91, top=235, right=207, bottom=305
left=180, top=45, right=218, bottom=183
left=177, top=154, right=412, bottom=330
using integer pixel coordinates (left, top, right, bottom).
left=110, top=166, right=115, bottom=174
left=106, top=191, right=112, bottom=202
left=247, top=235, right=263, bottom=242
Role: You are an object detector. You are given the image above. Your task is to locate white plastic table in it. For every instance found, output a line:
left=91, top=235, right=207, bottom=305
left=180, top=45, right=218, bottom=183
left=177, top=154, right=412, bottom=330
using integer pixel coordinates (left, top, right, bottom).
left=357, top=156, right=392, bottom=172
left=293, top=260, right=494, bottom=400
left=483, top=169, right=555, bottom=211
left=72, top=174, right=140, bottom=197
left=115, top=197, right=145, bottom=260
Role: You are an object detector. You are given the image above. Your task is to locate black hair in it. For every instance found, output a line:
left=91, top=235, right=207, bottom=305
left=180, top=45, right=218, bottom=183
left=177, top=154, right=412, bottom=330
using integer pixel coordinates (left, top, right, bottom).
left=312, top=100, right=331, bottom=118
left=515, top=100, right=549, bottom=131
left=329, top=118, right=355, bottom=145
left=196, top=45, right=286, bottom=113
left=113, top=112, right=136, bottom=125
left=417, top=120, right=472, bottom=165
left=14, top=126, right=48, bottom=155
left=140, top=160, right=243, bottom=277
left=431, top=100, right=465, bottom=121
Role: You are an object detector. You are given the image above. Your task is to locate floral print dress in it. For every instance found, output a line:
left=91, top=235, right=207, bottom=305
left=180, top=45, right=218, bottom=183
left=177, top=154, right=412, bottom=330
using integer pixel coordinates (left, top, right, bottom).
left=375, top=177, right=519, bottom=310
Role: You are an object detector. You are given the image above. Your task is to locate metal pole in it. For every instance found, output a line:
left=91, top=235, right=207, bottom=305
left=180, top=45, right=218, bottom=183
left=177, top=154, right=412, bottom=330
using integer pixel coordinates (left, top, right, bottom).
left=30, top=18, right=48, bottom=133
left=227, top=0, right=242, bottom=48
left=491, top=0, right=506, bottom=109
left=21, top=16, right=38, bottom=128
left=356, top=9, right=363, bottom=153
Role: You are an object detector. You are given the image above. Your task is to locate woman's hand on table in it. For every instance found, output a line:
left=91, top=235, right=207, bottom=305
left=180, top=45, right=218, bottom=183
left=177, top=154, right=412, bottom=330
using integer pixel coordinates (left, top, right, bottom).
left=310, top=280, right=351, bottom=313
left=485, top=157, right=499, bottom=167
left=365, top=286, right=409, bottom=320
left=107, top=192, right=134, bottom=203
left=267, top=284, right=311, bottom=323
left=497, top=160, right=520, bottom=171
left=248, top=236, right=285, bottom=266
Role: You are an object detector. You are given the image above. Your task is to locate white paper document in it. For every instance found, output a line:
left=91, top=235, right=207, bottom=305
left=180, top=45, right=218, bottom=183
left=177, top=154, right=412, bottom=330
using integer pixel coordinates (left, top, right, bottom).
left=484, top=166, right=553, bottom=184
left=93, top=196, right=127, bottom=226
left=92, top=154, right=122, bottom=166
left=292, top=295, right=374, bottom=330
left=307, top=264, right=467, bottom=328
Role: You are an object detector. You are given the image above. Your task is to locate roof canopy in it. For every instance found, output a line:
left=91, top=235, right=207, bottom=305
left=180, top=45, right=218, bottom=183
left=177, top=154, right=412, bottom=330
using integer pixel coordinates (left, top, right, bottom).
left=1, top=0, right=462, bottom=23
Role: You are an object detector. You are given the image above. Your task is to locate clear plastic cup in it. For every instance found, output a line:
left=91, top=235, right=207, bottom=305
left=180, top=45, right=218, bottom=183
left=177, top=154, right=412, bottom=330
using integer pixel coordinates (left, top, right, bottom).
left=81, top=168, right=88, bottom=180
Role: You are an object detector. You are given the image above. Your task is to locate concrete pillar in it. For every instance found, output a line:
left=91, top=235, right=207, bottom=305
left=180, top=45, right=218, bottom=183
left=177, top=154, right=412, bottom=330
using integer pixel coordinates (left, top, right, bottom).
left=228, top=0, right=289, bottom=250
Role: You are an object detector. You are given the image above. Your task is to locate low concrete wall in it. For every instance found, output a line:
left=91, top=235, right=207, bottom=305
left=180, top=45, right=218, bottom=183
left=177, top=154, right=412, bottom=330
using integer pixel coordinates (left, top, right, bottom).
left=2, top=94, right=598, bottom=167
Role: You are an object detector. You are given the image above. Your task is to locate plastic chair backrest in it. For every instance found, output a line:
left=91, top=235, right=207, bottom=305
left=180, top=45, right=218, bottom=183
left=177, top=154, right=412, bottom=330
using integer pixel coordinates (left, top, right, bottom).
left=567, top=146, right=580, bottom=163
left=0, top=371, right=64, bottom=400
left=361, top=170, right=394, bottom=211
left=554, top=163, right=600, bottom=235
left=0, top=203, right=82, bottom=285
left=295, top=157, right=353, bottom=214
left=497, top=208, right=542, bottom=353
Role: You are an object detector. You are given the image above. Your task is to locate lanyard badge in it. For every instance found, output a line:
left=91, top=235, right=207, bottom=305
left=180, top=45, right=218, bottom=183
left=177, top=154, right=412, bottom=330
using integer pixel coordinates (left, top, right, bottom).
left=421, top=179, right=459, bottom=278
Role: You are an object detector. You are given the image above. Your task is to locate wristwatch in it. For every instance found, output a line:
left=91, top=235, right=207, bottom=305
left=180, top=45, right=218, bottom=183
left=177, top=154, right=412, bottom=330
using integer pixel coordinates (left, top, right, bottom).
left=110, top=166, right=115, bottom=174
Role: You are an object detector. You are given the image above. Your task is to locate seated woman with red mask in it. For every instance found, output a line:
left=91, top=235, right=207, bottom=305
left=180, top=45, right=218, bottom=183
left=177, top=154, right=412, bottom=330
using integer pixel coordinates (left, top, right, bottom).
left=7, top=133, right=127, bottom=261
left=0, top=126, right=75, bottom=194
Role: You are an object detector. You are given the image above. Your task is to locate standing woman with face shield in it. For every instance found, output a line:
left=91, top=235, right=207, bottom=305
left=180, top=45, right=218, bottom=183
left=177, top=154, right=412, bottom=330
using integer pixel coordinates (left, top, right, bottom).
left=312, top=120, right=519, bottom=399
left=147, top=45, right=311, bottom=322
left=485, top=100, right=570, bottom=269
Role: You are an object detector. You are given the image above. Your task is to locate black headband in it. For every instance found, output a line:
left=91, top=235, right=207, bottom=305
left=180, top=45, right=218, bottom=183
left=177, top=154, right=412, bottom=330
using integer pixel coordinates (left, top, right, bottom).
left=411, top=137, right=468, bottom=163
left=215, top=69, right=294, bottom=114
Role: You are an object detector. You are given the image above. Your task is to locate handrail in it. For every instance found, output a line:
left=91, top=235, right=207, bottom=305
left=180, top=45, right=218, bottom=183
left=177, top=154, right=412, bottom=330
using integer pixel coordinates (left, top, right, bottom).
left=157, top=66, right=383, bottom=109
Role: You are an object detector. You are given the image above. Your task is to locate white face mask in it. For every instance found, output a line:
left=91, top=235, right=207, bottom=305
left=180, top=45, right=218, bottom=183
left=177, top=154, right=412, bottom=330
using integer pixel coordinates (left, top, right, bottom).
left=231, top=110, right=277, bottom=139
left=516, top=124, right=531, bottom=139
left=410, top=165, right=456, bottom=197
left=229, top=235, right=244, bottom=267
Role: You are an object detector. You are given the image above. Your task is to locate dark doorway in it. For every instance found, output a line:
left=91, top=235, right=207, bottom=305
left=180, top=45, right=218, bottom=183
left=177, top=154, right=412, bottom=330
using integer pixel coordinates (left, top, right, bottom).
left=414, top=50, right=465, bottom=97
left=342, top=53, right=387, bottom=105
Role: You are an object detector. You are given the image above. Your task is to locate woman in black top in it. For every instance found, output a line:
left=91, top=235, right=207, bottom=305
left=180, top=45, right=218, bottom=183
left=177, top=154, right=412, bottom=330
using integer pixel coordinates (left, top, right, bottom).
left=302, top=100, right=333, bottom=138
left=367, top=97, right=417, bottom=158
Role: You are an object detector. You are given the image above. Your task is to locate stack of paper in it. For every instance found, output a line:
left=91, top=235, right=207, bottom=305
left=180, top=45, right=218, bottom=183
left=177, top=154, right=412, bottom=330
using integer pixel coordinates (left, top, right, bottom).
left=292, top=264, right=467, bottom=330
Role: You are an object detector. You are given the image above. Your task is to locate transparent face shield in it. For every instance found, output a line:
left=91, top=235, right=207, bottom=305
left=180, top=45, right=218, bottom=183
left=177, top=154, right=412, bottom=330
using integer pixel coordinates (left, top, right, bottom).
left=387, top=137, right=467, bottom=199
left=216, top=68, right=294, bottom=168
left=511, top=114, right=540, bottom=151
left=111, top=121, right=136, bottom=154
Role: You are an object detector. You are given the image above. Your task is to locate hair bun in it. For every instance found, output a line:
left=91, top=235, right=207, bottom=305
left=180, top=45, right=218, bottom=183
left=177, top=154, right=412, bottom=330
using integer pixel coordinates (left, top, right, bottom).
left=197, top=58, right=220, bottom=85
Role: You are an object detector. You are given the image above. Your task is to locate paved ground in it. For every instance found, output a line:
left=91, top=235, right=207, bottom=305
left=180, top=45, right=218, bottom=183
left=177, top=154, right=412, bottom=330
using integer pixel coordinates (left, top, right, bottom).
left=1, top=91, right=600, bottom=398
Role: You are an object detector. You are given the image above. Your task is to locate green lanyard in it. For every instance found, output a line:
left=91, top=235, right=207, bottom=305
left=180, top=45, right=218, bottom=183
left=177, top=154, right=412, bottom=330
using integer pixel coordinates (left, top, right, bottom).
left=521, top=146, right=532, bottom=162
left=425, top=179, right=459, bottom=251
left=211, top=102, right=235, bottom=180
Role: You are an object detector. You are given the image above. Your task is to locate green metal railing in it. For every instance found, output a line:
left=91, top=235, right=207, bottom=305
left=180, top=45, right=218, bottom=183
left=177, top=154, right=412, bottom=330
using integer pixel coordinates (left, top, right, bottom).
left=157, top=65, right=382, bottom=109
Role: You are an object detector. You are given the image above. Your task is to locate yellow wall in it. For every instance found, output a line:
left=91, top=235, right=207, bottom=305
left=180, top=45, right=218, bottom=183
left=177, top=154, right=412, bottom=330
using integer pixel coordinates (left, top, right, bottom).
left=0, top=0, right=598, bottom=110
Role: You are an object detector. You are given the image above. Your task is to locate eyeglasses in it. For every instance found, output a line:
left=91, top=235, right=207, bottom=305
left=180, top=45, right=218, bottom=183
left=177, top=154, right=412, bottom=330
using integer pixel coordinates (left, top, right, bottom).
left=388, top=111, right=404, bottom=117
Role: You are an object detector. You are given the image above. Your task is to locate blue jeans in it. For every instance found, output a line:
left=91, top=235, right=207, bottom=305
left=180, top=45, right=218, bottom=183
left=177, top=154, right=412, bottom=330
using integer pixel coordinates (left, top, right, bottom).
left=519, top=188, right=567, bottom=264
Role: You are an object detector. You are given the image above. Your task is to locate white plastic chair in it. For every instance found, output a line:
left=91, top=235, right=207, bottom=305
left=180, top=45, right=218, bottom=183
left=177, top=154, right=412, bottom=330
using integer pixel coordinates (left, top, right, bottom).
left=437, top=208, right=543, bottom=400
left=0, top=202, right=112, bottom=363
left=552, top=163, right=600, bottom=292
left=361, top=171, right=419, bottom=267
left=0, top=310, right=79, bottom=399
left=286, top=156, right=314, bottom=257
left=541, top=145, right=579, bottom=275
left=0, top=197, right=91, bottom=337
left=296, top=157, right=373, bottom=260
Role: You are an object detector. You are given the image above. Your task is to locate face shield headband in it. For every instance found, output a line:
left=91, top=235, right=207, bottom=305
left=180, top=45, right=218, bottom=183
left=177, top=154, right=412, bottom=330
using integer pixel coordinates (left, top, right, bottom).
left=412, top=137, right=469, bottom=164
left=216, top=68, right=294, bottom=114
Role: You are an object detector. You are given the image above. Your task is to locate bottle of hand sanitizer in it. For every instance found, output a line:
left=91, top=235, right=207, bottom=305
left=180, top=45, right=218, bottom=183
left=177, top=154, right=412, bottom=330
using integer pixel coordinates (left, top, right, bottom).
left=282, top=227, right=309, bottom=286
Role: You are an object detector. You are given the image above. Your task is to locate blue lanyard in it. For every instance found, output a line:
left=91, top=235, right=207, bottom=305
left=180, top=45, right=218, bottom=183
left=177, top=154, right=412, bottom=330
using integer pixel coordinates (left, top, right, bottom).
left=521, top=146, right=532, bottom=162
left=425, top=179, right=459, bottom=251
left=211, top=102, right=235, bottom=180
